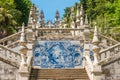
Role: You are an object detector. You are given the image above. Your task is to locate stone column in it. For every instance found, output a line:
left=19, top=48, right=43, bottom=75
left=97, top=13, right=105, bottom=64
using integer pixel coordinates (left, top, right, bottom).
left=92, top=25, right=102, bottom=80
left=83, top=15, right=90, bottom=67
left=18, top=23, right=29, bottom=80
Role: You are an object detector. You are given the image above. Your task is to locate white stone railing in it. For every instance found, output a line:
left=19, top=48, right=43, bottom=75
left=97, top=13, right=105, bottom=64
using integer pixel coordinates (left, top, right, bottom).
left=90, top=31, right=118, bottom=49
left=99, top=33, right=119, bottom=44
left=36, top=28, right=83, bottom=40
left=99, top=33, right=119, bottom=48
left=98, top=43, right=120, bottom=65
left=0, top=44, right=21, bottom=68
left=85, top=56, right=93, bottom=80
left=6, top=41, right=19, bottom=48
left=36, top=28, right=84, bottom=31
left=0, top=32, right=21, bottom=46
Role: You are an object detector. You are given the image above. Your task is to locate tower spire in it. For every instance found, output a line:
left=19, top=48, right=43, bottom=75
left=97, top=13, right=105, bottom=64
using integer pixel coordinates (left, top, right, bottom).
left=55, top=10, right=60, bottom=21
left=40, top=10, right=45, bottom=28
left=55, top=10, right=60, bottom=28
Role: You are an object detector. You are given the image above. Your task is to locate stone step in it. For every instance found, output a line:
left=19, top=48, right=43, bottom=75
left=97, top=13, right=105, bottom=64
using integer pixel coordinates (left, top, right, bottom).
left=30, top=68, right=89, bottom=80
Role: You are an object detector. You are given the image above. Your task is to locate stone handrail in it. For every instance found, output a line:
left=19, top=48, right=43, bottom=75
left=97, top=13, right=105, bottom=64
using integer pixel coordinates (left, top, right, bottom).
left=98, top=43, right=120, bottom=65
left=6, top=41, right=19, bottom=48
left=0, top=44, right=21, bottom=68
left=98, top=33, right=119, bottom=44
left=91, top=31, right=118, bottom=46
left=84, top=56, right=93, bottom=80
left=36, top=28, right=84, bottom=31
left=0, top=32, right=21, bottom=46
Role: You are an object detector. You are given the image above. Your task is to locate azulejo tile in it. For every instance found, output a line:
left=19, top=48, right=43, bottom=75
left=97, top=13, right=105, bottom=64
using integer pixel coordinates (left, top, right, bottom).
left=33, top=41, right=83, bottom=68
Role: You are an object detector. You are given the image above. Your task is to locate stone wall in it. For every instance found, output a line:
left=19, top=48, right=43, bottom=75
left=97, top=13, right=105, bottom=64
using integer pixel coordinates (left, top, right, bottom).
left=102, top=59, right=120, bottom=80
left=0, top=61, right=18, bottom=80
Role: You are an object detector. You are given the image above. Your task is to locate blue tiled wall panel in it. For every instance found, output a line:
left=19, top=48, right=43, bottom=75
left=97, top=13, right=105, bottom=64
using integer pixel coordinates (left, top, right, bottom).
left=33, top=41, right=84, bottom=68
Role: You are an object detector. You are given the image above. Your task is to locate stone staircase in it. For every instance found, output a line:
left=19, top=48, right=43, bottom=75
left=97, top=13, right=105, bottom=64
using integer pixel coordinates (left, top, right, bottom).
left=30, top=68, right=89, bottom=80
left=0, top=27, right=119, bottom=80
left=0, top=31, right=22, bottom=80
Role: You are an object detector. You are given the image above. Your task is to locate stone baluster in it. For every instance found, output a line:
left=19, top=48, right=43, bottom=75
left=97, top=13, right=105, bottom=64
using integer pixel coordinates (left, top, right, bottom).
left=18, top=23, right=29, bottom=80
left=92, top=25, right=102, bottom=80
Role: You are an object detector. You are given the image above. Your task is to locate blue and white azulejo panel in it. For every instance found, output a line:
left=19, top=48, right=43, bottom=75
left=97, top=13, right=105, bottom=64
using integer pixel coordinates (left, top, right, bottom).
left=33, top=41, right=84, bottom=68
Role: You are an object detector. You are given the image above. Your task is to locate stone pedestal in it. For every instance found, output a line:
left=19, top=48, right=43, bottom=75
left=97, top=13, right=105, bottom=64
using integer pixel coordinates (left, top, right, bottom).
left=18, top=65, right=29, bottom=80
left=92, top=64, right=102, bottom=80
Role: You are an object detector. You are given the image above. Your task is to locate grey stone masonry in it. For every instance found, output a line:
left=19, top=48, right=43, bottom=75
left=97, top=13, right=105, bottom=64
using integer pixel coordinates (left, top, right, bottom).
left=0, top=61, right=18, bottom=80
left=103, top=59, right=120, bottom=80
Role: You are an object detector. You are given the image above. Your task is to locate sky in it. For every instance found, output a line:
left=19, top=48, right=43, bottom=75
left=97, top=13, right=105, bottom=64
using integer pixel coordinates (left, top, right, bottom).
left=31, top=0, right=80, bottom=22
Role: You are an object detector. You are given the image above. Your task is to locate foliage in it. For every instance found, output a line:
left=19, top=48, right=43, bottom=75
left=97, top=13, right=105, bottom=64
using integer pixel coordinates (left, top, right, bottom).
left=0, top=0, right=32, bottom=38
left=63, top=0, right=120, bottom=41
left=14, top=0, right=32, bottom=25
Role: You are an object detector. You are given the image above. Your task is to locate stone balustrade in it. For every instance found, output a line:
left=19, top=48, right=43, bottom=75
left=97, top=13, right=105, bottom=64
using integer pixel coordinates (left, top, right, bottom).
left=36, top=28, right=84, bottom=37
left=0, top=32, right=21, bottom=46
left=36, top=28, right=84, bottom=31
left=98, top=43, right=120, bottom=65
left=99, top=33, right=118, bottom=45
left=0, top=45, right=21, bottom=68
left=90, top=31, right=118, bottom=49
left=35, top=28, right=84, bottom=41
left=6, top=41, right=19, bottom=48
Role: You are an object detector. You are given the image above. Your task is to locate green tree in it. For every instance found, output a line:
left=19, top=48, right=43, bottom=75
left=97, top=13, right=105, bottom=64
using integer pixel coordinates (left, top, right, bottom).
left=63, top=0, right=120, bottom=41
left=14, top=0, right=32, bottom=25
left=0, top=0, right=32, bottom=38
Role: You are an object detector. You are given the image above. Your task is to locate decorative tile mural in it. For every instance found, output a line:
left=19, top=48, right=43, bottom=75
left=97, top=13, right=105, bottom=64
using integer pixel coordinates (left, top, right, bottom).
left=33, top=41, right=83, bottom=68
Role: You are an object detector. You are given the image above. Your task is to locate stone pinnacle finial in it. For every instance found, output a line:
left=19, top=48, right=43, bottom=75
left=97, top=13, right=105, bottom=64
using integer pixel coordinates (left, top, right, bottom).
left=40, top=10, right=44, bottom=19
left=21, top=23, right=25, bottom=33
left=71, top=7, right=74, bottom=12
left=92, top=25, right=100, bottom=65
left=55, top=10, right=60, bottom=19
left=36, top=21, right=39, bottom=29
left=19, top=23, right=28, bottom=74
left=70, top=7, right=75, bottom=29
left=92, top=25, right=99, bottom=44
left=80, top=5, right=83, bottom=16
left=71, top=7, right=75, bottom=21
left=80, top=5, right=84, bottom=26
left=55, top=10, right=60, bottom=27
left=85, top=15, right=88, bottom=25
left=76, top=6, right=80, bottom=24
left=20, top=23, right=26, bottom=43
left=76, top=6, right=80, bottom=18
